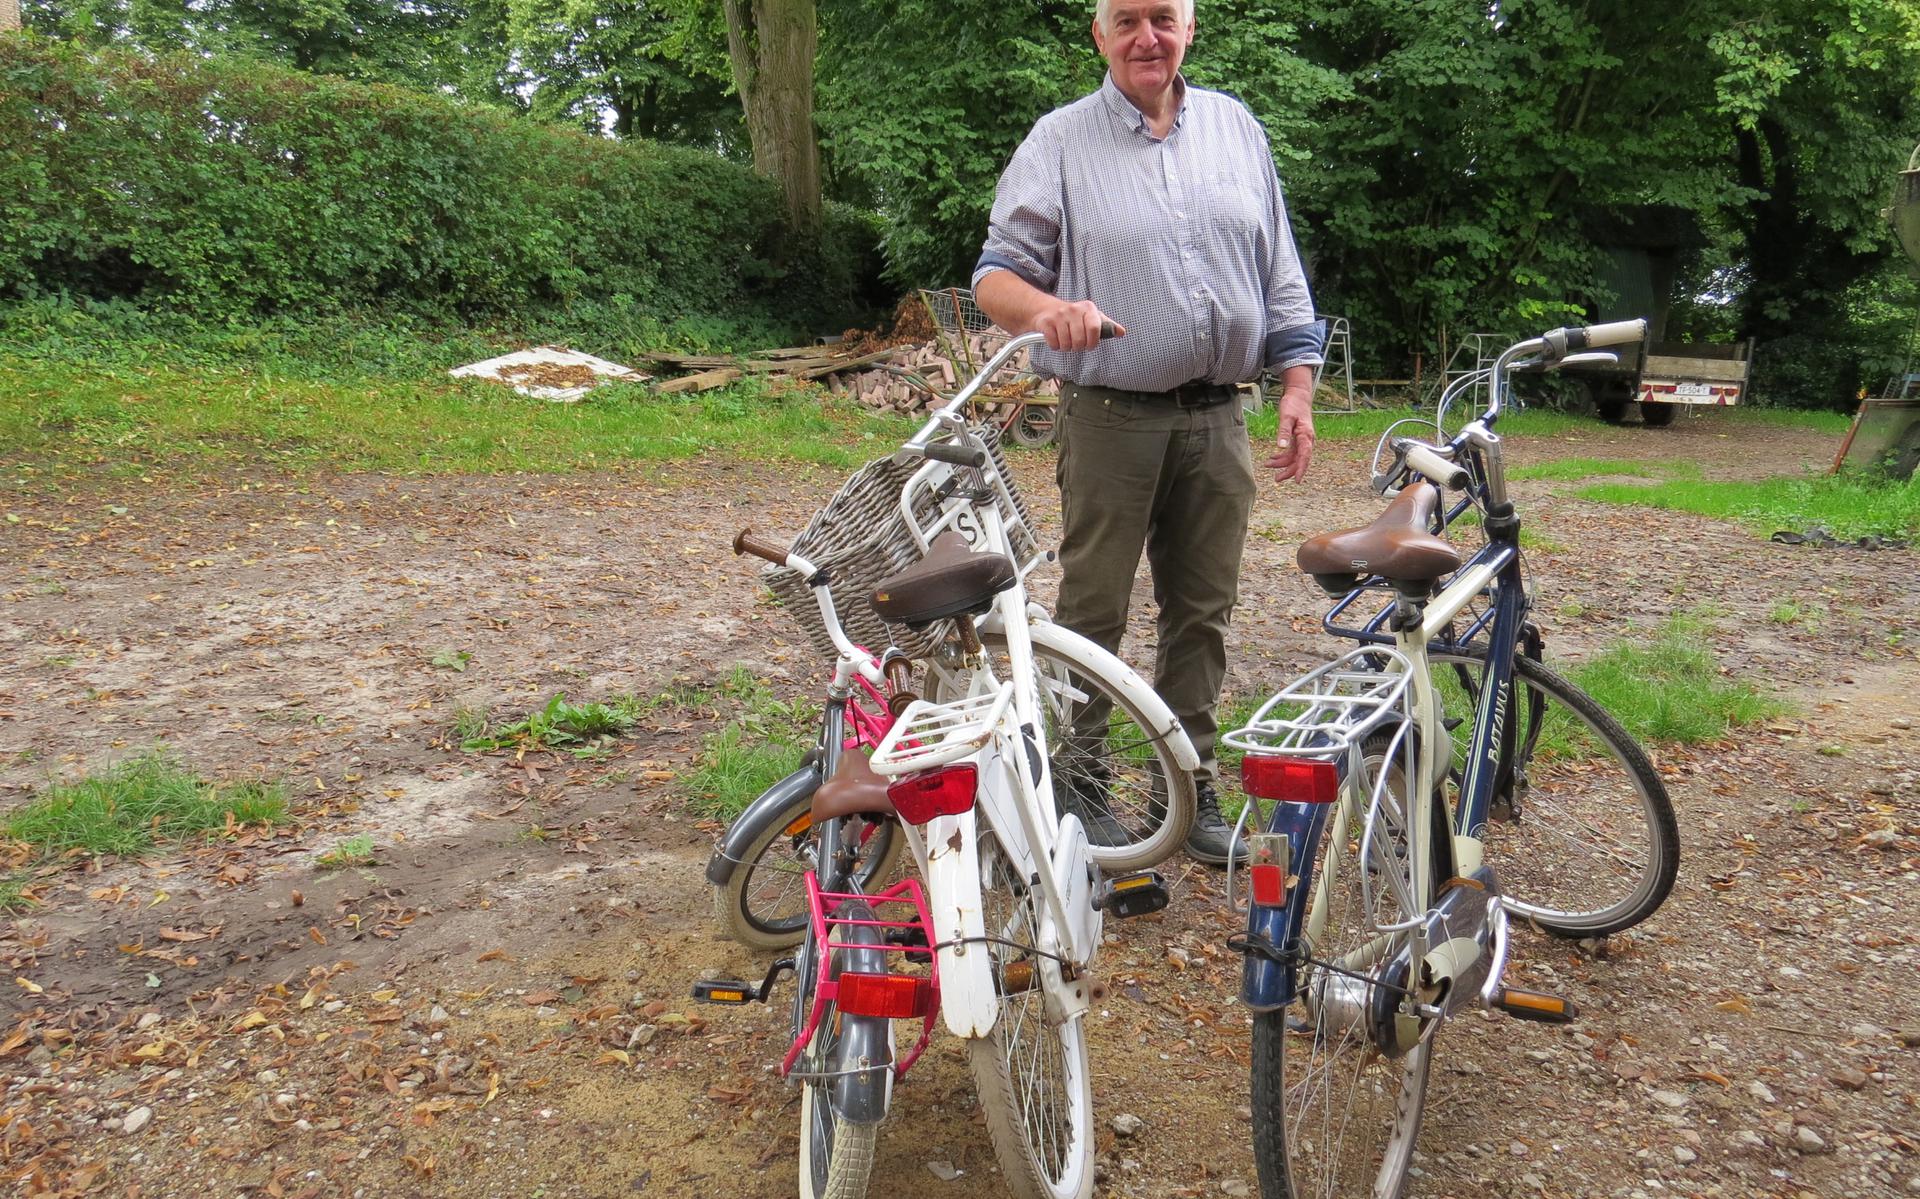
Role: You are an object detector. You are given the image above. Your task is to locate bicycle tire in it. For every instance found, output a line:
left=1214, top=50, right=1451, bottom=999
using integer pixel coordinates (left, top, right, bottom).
left=712, top=795, right=902, bottom=951
left=793, top=903, right=885, bottom=1199
left=797, top=1033, right=880, bottom=1199
left=941, top=633, right=1196, bottom=871
left=1249, top=731, right=1436, bottom=1199
left=966, top=827, right=1094, bottom=1199
left=1428, top=651, right=1678, bottom=937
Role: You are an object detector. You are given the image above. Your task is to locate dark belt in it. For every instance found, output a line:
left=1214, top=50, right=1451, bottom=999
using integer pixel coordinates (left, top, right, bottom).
left=1167, top=380, right=1238, bottom=409
left=1068, top=380, right=1238, bottom=409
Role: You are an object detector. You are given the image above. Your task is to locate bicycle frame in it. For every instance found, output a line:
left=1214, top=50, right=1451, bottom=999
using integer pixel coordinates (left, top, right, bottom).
left=876, top=466, right=1101, bottom=1039
left=1234, top=322, right=1648, bottom=1022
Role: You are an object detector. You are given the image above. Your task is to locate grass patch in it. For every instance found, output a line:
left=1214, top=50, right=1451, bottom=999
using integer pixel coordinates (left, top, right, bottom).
left=2, top=754, right=287, bottom=858
left=0, top=357, right=916, bottom=476
left=1563, top=616, right=1789, bottom=746
left=1578, top=472, right=1920, bottom=540
left=461, top=692, right=643, bottom=756
left=681, top=669, right=823, bottom=820
left=1724, top=407, right=1856, bottom=435
left=316, top=834, right=377, bottom=870
left=1509, top=457, right=1661, bottom=482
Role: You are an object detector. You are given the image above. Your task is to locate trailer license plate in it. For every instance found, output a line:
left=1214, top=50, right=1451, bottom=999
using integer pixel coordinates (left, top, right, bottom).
left=1675, top=383, right=1712, bottom=398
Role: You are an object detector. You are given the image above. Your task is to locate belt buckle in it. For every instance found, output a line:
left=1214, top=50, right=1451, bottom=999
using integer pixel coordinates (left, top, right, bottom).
left=1175, top=382, right=1219, bottom=409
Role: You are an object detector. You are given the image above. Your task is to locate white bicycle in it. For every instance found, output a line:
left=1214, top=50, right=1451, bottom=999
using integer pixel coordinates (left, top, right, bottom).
left=701, top=329, right=1199, bottom=1199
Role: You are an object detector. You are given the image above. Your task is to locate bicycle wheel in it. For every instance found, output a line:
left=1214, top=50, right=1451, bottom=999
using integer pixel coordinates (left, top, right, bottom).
left=1427, top=651, right=1677, bottom=937
left=1250, top=734, right=1435, bottom=1199
left=793, top=917, right=881, bottom=1199
left=967, top=827, right=1094, bottom=1199
left=712, top=795, right=902, bottom=950
left=948, top=633, right=1196, bottom=871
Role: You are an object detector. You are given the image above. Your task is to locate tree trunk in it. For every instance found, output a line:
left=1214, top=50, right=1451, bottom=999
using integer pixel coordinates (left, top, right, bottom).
left=721, top=0, right=822, bottom=232
left=0, top=0, right=21, bottom=32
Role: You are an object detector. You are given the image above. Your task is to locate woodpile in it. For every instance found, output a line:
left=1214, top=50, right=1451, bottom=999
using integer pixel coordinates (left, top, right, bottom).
left=641, top=337, right=1061, bottom=414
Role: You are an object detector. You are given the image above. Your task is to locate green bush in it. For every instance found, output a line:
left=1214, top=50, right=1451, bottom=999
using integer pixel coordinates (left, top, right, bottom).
left=0, top=39, right=881, bottom=332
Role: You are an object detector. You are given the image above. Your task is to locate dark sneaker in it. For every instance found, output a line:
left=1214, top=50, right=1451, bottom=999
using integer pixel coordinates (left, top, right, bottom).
left=1184, top=782, right=1245, bottom=866
left=1055, top=759, right=1130, bottom=847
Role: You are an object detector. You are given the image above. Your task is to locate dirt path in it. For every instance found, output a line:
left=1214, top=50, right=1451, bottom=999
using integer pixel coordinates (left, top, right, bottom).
left=0, top=416, right=1914, bottom=1198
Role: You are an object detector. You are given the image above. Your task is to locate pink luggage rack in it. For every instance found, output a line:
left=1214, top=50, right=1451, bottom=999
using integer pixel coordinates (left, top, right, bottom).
left=783, top=872, right=940, bottom=1080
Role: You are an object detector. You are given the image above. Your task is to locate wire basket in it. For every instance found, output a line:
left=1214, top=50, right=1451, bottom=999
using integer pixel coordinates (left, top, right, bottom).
left=763, top=425, right=1041, bottom=662
left=918, top=287, right=1044, bottom=391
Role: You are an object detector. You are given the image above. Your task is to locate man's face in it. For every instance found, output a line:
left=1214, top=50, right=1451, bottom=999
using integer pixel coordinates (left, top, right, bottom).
left=1093, top=1, right=1194, bottom=104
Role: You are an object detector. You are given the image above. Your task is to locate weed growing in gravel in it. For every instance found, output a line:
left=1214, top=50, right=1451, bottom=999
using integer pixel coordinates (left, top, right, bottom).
left=461, top=693, right=641, bottom=755
left=0, top=875, right=37, bottom=912
left=683, top=671, right=824, bottom=819
left=2, top=755, right=287, bottom=858
left=683, top=726, right=809, bottom=820
left=316, top=834, right=377, bottom=869
left=450, top=705, right=490, bottom=742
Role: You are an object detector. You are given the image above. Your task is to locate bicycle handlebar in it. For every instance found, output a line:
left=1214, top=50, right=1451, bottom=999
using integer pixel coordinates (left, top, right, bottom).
left=1552, top=319, right=1646, bottom=353
left=894, top=322, right=1118, bottom=466
left=733, top=528, right=791, bottom=566
left=1403, top=443, right=1468, bottom=490
left=923, top=442, right=989, bottom=468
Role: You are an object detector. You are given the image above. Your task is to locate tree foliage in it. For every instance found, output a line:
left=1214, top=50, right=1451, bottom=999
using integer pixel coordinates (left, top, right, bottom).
left=0, top=39, right=880, bottom=329
left=14, top=0, right=1920, bottom=404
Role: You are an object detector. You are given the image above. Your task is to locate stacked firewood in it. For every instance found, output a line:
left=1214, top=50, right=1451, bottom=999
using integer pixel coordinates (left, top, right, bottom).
left=825, top=339, right=1061, bottom=414
left=640, top=336, right=1059, bottom=414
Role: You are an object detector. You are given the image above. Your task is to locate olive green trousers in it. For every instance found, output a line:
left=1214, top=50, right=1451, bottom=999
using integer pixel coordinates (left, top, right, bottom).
left=1052, top=382, right=1257, bottom=783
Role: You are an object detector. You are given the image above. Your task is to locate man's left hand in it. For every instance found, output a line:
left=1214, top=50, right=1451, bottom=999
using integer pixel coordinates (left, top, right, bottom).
left=1265, top=388, right=1315, bottom=483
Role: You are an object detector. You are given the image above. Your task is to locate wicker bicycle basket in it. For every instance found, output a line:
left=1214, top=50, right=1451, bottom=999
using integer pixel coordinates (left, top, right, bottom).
left=764, top=425, right=1040, bottom=661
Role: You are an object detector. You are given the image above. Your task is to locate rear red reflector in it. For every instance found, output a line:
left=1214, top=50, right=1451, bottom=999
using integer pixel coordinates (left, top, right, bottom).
left=887, top=764, right=978, bottom=824
left=836, top=971, right=934, bottom=1019
left=1241, top=756, right=1338, bottom=803
left=1249, top=862, right=1287, bottom=907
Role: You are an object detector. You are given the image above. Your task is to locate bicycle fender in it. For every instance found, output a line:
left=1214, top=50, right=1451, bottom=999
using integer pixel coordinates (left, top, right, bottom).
left=826, top=902, right=896, bottom=1126
left=704, top=763, right=823, bottom=886
left=982, top=616, right=1203, bottom=773
left=923, top=809, right=998, bottom=1039
left=1239, top=801, right=1334, bottom=1012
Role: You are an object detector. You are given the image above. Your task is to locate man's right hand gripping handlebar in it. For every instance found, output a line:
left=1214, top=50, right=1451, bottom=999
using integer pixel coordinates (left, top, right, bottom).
left=1032, top=299, right=1124, bottom=353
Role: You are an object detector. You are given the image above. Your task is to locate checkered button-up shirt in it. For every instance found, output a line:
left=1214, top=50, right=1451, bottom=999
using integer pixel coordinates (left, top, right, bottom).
left=975, top=74, right=1323, bottom=393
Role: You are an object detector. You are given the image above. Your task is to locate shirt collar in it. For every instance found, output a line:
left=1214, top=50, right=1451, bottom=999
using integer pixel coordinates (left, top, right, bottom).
left=1100, top=72, right=1188, bottom=137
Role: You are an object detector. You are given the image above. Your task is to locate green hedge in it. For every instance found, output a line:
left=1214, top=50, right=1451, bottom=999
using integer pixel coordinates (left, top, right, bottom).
left=0, top=39, right=881, bottom=330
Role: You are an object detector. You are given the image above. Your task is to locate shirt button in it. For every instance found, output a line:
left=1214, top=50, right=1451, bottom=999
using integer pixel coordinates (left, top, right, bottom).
left=1175, top=211, right=1186, bottom=220
left=1199, top=332, right=1211, bottom=340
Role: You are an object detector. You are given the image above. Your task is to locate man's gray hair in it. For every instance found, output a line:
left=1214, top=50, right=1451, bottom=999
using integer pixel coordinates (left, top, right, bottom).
left=1095, top=0, right=1195, bottom=33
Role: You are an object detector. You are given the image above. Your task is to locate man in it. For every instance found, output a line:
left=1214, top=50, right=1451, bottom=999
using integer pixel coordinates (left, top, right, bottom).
left=973, top=0, right=1323, bottom=864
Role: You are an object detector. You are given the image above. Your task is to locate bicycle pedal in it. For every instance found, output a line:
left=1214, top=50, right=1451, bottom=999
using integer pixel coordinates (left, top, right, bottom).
left=691, top=957, right=795, bottom=1006
left=1094, top=871, right=1170, bottom=920
left=691, top=979, right=759, bottom=1005
left=883, top=926, right=933, bottom=960
left=1488, top=987, right=1579, bottom=1024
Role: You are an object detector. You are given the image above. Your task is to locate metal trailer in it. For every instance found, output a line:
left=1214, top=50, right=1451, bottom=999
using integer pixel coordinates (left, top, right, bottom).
left=1558, top=242, right=1755, bottom=426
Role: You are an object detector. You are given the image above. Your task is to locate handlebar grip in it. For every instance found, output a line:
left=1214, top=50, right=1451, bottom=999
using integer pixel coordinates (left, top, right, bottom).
left=1566, top=319, right=1646, bottom=351
left=732, top=528, right=789, bottom=565
left=1404, top=444, right=1469, bottom=490
left=1099, top=320, right=1121, bottom=340
left=923, top=442, right=989, bottom=468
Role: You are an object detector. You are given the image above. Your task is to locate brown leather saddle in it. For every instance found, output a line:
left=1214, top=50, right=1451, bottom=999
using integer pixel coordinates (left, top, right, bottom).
left=870, top=531, right=1017, bottom=628
left=1296, top=483, right=1462, bottom=595
left=811, top=748, right=895, bottom=822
